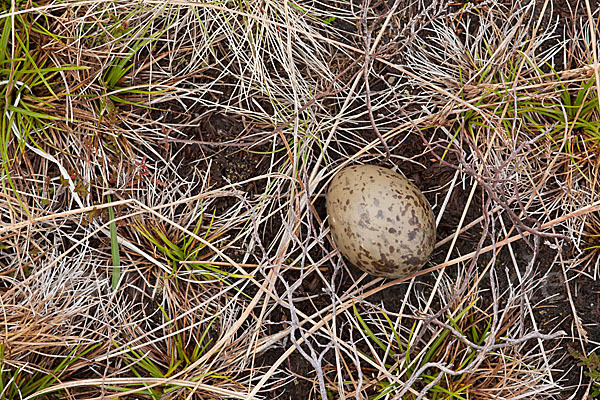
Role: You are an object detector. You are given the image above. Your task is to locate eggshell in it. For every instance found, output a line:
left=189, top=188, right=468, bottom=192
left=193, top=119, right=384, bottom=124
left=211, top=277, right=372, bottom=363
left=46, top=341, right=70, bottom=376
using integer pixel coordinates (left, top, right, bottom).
left=326, top=165, right=436, bottom=278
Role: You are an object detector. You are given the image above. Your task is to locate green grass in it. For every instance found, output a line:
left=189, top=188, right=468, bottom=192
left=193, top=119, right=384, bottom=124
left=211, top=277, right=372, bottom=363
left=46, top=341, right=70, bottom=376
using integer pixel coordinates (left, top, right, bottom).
left=0, top=2, right=85, bottom=212
left=569, top=347, right=600, bottom=398
left=114, top=313, right=220, bottom=399
left=352, top=298, right=524, bottom=399
left=448, top=43, right=600, bottom=167
left=108, top=194, right=121, bottom=290
left=134, top=206, right=250, bottom=280
left=97, top=2, right=172, bottom=108
left=0, top=343, right=100, bottom=400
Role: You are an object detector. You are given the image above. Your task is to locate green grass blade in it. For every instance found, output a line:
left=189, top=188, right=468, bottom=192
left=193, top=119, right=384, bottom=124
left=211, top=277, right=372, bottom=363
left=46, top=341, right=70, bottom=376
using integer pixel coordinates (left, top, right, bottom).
left=107, top=195, right=121, bottom=290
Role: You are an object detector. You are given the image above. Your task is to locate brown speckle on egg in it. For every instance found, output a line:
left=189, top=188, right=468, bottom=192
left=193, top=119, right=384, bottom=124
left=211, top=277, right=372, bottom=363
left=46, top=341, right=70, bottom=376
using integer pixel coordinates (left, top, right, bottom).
left=326, top=165, right=436, bottom=279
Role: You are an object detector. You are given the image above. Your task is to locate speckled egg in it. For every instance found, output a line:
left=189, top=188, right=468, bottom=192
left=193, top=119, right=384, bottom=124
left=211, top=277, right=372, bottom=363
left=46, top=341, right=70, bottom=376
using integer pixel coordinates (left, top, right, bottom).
left=326, top=165, right=436, bottom=278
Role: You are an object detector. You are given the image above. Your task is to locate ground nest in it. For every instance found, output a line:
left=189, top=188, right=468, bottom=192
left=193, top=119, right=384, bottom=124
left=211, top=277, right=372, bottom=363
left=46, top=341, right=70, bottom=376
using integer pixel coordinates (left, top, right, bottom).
left=1, top=1, right=600, bottom=399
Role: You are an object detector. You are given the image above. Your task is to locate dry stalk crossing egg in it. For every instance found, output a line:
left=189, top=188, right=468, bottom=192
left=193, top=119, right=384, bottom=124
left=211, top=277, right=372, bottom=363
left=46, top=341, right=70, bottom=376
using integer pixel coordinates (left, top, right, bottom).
left=326, top=165, right=436, bottom=278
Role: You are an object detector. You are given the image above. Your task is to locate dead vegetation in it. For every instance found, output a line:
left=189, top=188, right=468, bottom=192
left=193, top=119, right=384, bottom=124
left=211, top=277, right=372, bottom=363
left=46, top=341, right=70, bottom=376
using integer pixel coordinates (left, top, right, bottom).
left=1, top=0, right=599, bottom=398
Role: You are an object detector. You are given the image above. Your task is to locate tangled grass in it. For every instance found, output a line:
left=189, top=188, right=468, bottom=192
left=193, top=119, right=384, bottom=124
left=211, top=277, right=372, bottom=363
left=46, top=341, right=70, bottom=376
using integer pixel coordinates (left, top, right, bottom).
left=1, top=0, right=599, bottom=398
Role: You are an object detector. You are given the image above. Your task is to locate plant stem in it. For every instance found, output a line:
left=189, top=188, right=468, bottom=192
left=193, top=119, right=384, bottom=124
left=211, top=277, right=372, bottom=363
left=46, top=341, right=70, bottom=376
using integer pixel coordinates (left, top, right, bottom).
left=108, top=194, right=121, bottom=290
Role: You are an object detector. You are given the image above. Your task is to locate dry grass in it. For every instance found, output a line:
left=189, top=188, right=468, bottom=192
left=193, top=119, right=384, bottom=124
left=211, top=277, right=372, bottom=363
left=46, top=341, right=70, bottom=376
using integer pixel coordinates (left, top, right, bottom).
left=1, top=0, right=600, bottom=399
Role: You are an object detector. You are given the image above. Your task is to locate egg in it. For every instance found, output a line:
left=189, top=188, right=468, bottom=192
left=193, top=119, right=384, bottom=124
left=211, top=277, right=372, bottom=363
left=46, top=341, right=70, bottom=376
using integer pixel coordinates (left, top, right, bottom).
left=326, top=165, right=436, bottom=278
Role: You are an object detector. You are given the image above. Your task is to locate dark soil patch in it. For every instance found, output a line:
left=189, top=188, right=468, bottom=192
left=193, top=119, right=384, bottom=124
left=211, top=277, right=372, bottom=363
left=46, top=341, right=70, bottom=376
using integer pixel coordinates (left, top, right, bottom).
left=540, top=269, right=600, bottom=397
